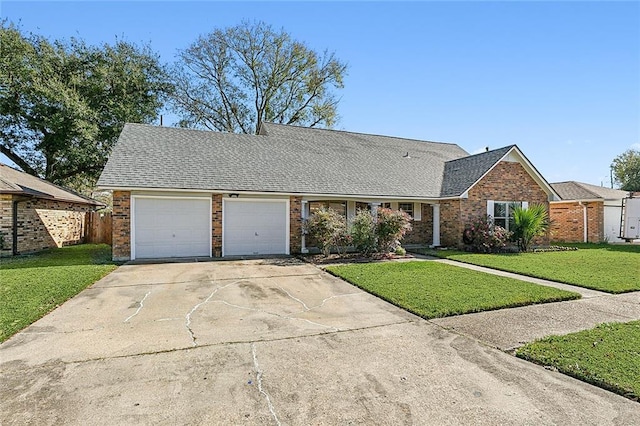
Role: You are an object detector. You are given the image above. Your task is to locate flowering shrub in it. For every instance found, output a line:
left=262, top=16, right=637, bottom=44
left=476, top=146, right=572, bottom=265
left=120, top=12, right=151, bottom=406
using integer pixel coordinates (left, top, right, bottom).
left=376, top=208, right=412, bottom=252
left=304, top=207, right=348, bottom=256
left=462, top=215, right=511, bottom=253
left=350, top=209, right=377, bottom=255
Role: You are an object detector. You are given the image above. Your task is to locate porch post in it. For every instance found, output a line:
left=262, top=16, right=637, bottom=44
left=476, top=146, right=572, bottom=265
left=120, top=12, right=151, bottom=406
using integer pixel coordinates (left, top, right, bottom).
left=370, top=202, right=381, bottom=220
left=301, top=200, right=309, bottom=253
left=432, top=203, right=441, bottom=247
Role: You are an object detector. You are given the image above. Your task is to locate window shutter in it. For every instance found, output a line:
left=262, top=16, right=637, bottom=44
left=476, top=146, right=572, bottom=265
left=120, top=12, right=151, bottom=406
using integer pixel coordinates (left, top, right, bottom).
left=487, top=200, right=494, bottom=217
left=522, top=201, right=529, bottom=210
left=413, top=202, right=421, bottom=221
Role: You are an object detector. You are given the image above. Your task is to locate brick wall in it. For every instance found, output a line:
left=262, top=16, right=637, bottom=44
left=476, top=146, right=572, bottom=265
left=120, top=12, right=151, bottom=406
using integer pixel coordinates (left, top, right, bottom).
left=112, top=190, right=131, bottom=261
left=0, top=194, right=12, bottom=256
left=549, top=201, right=604, bottom=243
left=289, top=196, right=302, bottom=254
left=403, top=203, right=434, bottom=245
left=0, top=194, right=92, bottom=255
left=440, top=161, right=549, bottom=247
left=212, top=194, right=222, bottom=257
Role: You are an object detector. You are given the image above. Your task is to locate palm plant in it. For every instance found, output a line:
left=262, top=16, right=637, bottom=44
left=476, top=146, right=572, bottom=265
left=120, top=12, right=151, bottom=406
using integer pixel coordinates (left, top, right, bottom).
left=511, top=203, right=549, bottom=252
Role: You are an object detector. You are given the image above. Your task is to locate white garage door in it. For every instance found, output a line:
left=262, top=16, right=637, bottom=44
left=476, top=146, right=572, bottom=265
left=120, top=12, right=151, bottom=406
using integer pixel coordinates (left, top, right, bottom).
left=223, top=199, right=288, bottom=256
left=133, top=197, right=211, bottom=259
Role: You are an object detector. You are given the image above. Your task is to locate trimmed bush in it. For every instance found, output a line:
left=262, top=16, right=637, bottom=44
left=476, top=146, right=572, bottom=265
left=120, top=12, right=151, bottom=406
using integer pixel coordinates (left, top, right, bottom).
left=350, top=209, right=377, bottom=255
left=304, top=207, right=348, bottom=256
left=463, top=215, right=511, bottom=253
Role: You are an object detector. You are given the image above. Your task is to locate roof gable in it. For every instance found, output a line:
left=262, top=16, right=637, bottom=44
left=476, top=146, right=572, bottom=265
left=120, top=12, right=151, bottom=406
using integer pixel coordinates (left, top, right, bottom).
left=440, top=146, right=514, bottom=197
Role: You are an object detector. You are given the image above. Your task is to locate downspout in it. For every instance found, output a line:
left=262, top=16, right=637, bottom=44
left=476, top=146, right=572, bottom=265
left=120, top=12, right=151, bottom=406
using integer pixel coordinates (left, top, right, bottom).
left=578, top=201, right=588, bottom=243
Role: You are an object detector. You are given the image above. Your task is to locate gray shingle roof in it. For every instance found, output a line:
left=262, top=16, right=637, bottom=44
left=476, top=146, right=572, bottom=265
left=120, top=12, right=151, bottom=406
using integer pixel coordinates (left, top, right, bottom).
left=551, top=181, right=629, bottom=201
left=0, top=163, right=102, bottom=205
left=98, top=123, right=475, bottom=198
left=440, top=146, right=514, bottom=197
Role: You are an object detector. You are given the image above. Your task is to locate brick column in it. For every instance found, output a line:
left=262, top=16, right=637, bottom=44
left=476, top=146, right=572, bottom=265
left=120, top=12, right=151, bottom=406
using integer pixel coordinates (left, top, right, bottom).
left=112, top=191, right=131, bottom=261
left=212, top=194, right=223, bottom=257
left=289, top=196, right=302, bottom=254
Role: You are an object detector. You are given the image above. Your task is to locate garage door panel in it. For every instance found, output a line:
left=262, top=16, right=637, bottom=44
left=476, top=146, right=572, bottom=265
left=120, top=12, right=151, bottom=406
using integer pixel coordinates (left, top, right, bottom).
left=224, top=200, right=288, bottom=256
left=134, top=197, right=211, bottom=259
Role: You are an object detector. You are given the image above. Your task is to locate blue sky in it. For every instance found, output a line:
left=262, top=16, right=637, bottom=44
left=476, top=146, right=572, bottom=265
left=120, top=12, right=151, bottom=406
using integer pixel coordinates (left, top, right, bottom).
left=2, top=1, right=639, bottom=187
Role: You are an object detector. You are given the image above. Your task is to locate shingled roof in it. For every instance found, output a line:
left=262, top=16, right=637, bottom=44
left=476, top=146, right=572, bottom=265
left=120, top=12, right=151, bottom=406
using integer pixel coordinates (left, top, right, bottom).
left=98, top=123, right=477, bottom=198
left=0, top=163, right=102, bottom=205
left=551, top=181, right=629, bottom=201
left=440, top=146, right=515, bottom=197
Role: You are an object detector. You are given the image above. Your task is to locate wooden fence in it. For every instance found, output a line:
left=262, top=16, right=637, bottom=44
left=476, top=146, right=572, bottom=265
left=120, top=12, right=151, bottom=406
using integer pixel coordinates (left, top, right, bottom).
left=85, top=211, right=112, bottom=245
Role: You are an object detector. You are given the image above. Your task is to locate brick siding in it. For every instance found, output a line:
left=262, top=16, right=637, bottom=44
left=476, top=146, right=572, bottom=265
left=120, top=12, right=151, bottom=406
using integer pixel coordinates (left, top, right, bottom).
left=440, top=161, right=549, bottom=247
left=0, top=194, right=92, bottom=256
left=212, top=194, right=222, bottom=257
left=111, top=190, right=131, bottom=261
left=403, top=203, right=434, bottom=245
left=289, top=196, right=302, bottom=253
left=549, top=201, right=604, bottom=243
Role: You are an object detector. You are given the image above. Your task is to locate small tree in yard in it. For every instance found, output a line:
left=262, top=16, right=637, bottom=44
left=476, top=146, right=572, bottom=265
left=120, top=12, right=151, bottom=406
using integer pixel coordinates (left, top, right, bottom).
left=304, top=207, right=347, bottom=256
left=511, top=203, right=549, bottom=252
left=375, top=208, right=412, bottom=253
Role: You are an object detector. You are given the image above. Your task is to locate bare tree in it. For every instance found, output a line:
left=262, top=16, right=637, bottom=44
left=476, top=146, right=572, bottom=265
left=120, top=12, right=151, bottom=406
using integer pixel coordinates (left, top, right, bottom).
left=170, top=21, right=347, bottom=134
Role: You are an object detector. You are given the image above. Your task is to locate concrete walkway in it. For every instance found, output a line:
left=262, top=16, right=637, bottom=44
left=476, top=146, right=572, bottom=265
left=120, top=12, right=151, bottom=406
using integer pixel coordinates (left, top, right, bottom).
left=410, top=254, right=640, bottom=351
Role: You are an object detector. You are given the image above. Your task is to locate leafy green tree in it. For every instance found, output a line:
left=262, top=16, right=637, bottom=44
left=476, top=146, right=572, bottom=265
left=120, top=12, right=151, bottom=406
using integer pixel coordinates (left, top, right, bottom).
left=511, top=204, right=549, bottom=252
left=0, top=21, right=172, bottom=191
left=611, top=149, right=640, bottom=192
left=170, top=20, right=347, bottom=134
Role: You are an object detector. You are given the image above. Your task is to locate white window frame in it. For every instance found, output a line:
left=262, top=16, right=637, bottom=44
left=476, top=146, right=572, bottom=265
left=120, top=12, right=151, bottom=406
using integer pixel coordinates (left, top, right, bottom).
left=487, top=200, right=528, bottom=231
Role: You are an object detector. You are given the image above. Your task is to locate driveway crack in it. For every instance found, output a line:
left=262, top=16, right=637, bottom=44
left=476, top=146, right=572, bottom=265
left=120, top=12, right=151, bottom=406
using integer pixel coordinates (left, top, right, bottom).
left=185, top=280, right=241, bottom=346
left=251, top=342, right=281, bottom=426
left=124, top=290, right=151, bottom=323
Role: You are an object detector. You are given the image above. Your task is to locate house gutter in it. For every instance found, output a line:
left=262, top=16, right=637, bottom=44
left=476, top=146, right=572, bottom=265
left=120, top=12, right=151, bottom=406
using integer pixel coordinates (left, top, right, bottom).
left=578, top=201, right=588, bottom=243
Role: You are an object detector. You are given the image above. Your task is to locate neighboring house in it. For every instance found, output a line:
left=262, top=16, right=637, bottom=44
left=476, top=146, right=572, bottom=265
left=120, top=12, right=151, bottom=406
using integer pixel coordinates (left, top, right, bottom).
left=550, top=181, right=630, bottom=243
left=97, top=123, right=559, bottom=261
left=0, top=163, right=103, bottom=256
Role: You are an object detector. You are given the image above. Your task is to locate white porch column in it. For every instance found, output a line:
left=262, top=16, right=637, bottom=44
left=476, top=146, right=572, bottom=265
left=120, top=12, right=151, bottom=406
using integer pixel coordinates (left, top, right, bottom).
left=347, top=200, right=356, bottom=222
left=370, top=202, right=381, bottom=220
left=432, top=203, right=441, bottom=247
left=301, top=200, right=309, bottom=253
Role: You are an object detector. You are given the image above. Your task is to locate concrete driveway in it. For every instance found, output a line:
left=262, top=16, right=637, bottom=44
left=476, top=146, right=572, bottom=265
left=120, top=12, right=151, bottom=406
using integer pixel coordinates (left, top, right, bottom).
left=1, top=259, right=638, bottom=425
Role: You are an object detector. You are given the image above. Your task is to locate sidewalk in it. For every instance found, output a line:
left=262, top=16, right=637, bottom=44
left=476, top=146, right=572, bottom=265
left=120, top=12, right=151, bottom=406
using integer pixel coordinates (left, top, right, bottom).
left=410, top=254, right=640, bottom=351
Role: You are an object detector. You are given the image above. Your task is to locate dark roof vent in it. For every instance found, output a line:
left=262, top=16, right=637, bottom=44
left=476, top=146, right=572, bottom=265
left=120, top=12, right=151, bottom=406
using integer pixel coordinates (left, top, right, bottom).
left=403, top=152, right=411, bottom=158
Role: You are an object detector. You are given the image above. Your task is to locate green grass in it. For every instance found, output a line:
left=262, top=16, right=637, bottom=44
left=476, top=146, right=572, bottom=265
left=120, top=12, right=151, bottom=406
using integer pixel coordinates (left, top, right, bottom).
left=0, top=244, right=118, bottom=342
left=516, top=321, right=640, bottom=401
left=325, top=261, right=580, bottom=319
left=421, top=243, right=640, bottom=293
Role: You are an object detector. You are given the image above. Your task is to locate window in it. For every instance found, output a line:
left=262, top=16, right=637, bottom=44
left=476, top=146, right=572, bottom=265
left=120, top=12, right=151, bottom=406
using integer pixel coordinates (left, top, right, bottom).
left=398, top=202, right=414, bottom=218
left=381, top=202, right=391, bottom=209
left=309, top=201, right=346, bottom=217
left=489, top=201, right=525, bottom=231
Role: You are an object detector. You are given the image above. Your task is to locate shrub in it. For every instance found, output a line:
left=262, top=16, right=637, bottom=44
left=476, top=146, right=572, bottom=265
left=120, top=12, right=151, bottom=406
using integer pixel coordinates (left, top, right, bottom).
left=304, top=207, right=348, bottom=256
left=394, top=246, right=406, bottom=256
left=350, top=209, right=377, bottom=255
left=462, top=215, right=511, bottom=253
left=376, top=208, right=412, bottom=252
left=511, top=203, right=549, bottom=252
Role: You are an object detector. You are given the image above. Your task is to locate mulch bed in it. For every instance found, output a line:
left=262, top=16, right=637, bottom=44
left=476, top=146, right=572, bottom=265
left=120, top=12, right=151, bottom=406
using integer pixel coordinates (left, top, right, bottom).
left=299, top=252, right=417, bottom=265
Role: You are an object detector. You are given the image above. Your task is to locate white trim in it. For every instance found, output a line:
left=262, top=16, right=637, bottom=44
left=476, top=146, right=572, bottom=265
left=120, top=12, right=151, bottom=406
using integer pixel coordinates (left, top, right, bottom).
left=98, top=186, right=461, bottom=202
left=413, top=202, right=422, bottom=221
left=222, top=197, right=290, bottom=257
left=432, top=204, right=441, bottom=247
left=131, top=194, right=213, bottom=260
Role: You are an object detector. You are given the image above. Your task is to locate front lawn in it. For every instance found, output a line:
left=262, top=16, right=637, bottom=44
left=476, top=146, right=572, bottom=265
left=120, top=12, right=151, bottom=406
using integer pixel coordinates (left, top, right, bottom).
left=325, top=261, right=579, bottom=319
left=516, top=321, right=640, bottom=401
left=422, top=244, right=640, bottom=293
left=0, top=244, right=118, bottom=342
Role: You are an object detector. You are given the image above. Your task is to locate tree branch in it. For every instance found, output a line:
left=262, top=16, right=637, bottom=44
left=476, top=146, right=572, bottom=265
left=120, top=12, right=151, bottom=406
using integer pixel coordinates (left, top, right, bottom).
left=0, top=144, right=40, bottom=176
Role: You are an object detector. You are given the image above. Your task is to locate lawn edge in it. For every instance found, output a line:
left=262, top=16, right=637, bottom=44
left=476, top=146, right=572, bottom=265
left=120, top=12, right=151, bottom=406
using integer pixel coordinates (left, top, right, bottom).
left=516, top=341, right=639, bottom=403
left=420, top=251, right=634, bottom=294
left=323, top=265, right=580, bottom=321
